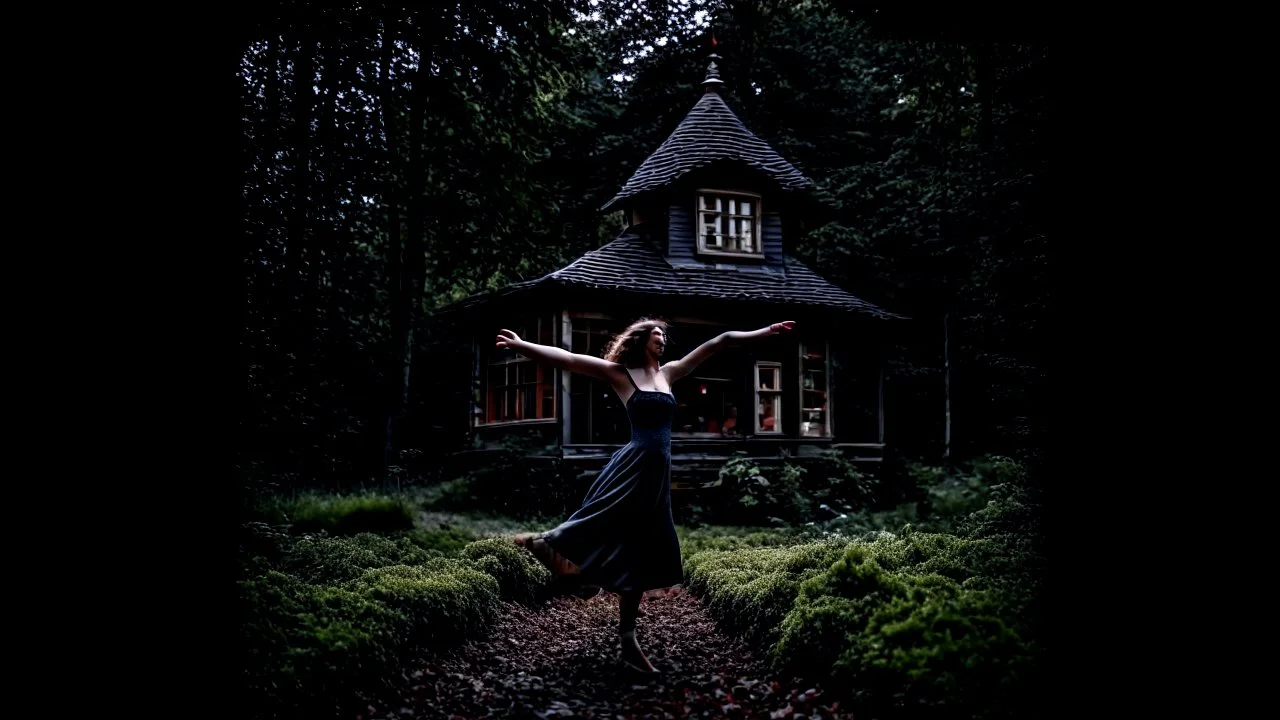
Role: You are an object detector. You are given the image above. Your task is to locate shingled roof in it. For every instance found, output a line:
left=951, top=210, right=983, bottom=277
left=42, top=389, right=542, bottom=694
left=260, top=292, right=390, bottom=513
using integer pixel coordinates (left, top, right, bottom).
left=599, top=80, right=814, bottom=212
left=437, top=230, right=904, bottom=320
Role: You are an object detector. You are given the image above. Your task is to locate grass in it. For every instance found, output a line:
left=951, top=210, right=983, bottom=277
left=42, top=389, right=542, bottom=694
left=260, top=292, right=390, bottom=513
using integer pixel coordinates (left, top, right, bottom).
left=253, top=491, right=418, bottom=535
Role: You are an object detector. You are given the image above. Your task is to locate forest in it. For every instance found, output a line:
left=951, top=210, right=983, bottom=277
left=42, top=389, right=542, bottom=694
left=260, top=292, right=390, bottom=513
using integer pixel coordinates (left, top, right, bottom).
left=238, top=1, right=1048, bottom=718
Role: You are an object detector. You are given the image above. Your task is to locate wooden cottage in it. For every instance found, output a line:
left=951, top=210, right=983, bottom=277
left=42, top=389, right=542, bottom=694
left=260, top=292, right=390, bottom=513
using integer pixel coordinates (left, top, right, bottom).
left=436, top=54, right=906, bottom=488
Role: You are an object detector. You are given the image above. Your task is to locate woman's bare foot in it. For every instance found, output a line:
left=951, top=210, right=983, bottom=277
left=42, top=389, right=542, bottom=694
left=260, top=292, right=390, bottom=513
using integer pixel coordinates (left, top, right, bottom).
left=620, top=631, right=658, bottom=674
left=513, top=534, right=580, bottom=578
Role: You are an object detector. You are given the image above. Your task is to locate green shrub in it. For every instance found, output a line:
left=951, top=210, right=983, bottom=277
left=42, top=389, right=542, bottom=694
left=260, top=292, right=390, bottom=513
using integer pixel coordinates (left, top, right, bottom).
left=774, top=540, right=1039, bottom=718
left=800, top=455, right=1036, bottom=540
left=851, top=588, right=1035, bottom=718
left=684, top=539, right=850, bottom=649
left=910, top=455, right=1029, bottom=533
left=343, top=561, right=502, bottom=646
left=240, top=571, right=407, bottom=718
left=283, top=532, right=443, bottom=584
left=686, top=474, right=1045, bottom=719
left=460, top=537, right=552, bottom=606
left=714, top=450, right=881, bottom=527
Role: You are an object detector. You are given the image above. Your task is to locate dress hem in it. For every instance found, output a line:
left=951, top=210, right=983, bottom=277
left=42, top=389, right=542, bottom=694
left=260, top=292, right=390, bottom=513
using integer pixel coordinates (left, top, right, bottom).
left=540, top=533, right=684, bottom=594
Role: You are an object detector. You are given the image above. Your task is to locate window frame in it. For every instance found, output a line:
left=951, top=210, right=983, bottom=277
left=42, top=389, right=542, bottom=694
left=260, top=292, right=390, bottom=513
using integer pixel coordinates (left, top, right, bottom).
left=754, top=361, right=783, bottom=435
left=798, top=340, right=831, bottom=438
left=478, top=315, right=558, bottom=427
left=694, top=189, right=764, bottom=259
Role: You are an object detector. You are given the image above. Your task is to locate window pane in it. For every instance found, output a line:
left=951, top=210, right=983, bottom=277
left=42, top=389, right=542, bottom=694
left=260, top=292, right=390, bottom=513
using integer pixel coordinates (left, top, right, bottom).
left=518, top=362, right=536, bottom=384
left=740, top=200, right=752, bottom=216
left=758, top=394, right=778, bottom=432
left=521, top=386, right=536, bottom=419
left=759, top=366, right=778, bottom=390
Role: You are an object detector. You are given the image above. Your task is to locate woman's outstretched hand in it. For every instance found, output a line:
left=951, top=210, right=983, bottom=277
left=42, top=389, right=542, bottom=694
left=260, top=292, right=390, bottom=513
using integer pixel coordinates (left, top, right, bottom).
left=768, top=321, right=796, bottom=334
left=495, top=328, right=523, bottom=349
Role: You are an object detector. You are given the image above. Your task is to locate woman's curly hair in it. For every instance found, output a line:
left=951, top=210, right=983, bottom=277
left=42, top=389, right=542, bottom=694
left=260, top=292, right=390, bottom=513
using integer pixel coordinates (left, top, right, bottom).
left=602, top=317, right=669, bottom=367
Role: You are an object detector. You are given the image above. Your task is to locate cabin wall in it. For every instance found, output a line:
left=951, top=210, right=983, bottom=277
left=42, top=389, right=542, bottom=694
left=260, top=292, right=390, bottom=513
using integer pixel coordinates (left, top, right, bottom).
left=668, top=204, right=697, bottom=264
left=761, top=211, right=784, bottom=266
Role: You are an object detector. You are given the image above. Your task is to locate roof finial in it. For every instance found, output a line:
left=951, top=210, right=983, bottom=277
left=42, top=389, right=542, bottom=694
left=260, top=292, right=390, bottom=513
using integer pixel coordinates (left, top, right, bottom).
left=702, top=33, right=723, bottom=93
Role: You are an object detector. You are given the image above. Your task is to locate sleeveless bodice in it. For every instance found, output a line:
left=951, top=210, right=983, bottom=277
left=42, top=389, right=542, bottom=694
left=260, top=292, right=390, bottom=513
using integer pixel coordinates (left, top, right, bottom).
left=626, top=390, right=676, bottom=451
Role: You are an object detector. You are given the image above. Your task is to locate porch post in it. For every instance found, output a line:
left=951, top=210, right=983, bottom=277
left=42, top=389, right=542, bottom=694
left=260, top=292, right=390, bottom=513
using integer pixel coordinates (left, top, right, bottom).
left=559, top=310, right=573, bottom=447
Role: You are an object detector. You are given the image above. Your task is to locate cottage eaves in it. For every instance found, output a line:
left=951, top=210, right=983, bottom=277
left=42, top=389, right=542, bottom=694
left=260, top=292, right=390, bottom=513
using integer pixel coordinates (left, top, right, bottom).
left=436, top=231, right=903, bottom=320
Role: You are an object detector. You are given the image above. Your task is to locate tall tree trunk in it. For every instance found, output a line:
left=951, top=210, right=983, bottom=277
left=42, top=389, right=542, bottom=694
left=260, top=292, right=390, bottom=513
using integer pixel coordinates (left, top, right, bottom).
left=290, top=22, right=316, bottom=481
left=384, top=22, right=431, bottom=483
left=316, top=21, right=349, bottom=488
left=943, top=312, right=951, bottom=460
left=376, top=9, right=403, bottom=481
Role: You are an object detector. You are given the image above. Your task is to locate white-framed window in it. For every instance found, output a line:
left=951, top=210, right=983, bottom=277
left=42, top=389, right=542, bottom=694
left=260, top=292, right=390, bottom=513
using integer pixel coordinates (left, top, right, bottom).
left=480, top=314, right=557, bottom=425
left=696, top=189, right=762, bottom=257
left=755, top=361, right=782, bottom=434
left=799, top=341, right=830, bottom=437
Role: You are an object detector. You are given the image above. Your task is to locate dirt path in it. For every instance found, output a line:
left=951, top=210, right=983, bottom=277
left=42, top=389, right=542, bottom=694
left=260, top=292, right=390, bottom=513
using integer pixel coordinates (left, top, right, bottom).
left=360, top=589, right=851, bottom=720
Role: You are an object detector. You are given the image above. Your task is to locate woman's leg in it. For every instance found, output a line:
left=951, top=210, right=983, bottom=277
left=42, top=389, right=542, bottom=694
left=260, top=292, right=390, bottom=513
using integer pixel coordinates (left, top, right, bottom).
left=619, top=590, right=657, bottom=673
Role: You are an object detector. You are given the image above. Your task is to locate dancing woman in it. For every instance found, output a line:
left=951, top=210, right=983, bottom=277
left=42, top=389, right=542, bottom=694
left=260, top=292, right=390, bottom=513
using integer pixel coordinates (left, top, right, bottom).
left=498, top=317, right=795, bottom=674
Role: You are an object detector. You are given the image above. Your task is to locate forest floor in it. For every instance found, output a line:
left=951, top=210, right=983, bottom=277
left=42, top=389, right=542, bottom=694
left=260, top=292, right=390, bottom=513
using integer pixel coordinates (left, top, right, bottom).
left=359, top=588, right=852, bottom=720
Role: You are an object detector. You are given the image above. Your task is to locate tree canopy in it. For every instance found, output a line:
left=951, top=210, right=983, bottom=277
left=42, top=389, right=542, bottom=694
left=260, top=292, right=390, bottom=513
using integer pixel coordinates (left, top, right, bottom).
left=239, top=0, right=1048, bottom=488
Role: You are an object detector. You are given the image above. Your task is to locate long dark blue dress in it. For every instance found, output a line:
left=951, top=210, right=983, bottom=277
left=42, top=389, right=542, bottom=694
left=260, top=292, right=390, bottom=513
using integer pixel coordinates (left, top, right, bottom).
left=540, top=369, right=684, bottom=593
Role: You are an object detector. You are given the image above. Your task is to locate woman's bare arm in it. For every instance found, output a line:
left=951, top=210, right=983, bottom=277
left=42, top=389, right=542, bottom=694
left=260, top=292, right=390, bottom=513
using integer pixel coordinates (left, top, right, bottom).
left=495, top=328, right=622, bottom=384
left=662, top=321, right=795, bottom=383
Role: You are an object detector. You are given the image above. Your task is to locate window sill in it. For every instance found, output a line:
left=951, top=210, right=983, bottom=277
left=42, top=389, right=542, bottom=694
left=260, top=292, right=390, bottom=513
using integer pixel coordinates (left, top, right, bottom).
left=695, top=248, right=767, bottom=262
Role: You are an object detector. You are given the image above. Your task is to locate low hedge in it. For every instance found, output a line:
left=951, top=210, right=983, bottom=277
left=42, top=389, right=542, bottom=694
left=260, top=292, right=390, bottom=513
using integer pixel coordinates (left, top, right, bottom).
left=281, top=532, right=445, bottom=584
left=685, top=472, right=1044, bottom=719
left=684, top=538, right=850, bottom=650
left=239, top=529, right=554, bottom=718
left=240, top=571, right=408, bottom=718
left=460, top=537, right=553, bottom=606
left=343, top=560, right=502, bottom=646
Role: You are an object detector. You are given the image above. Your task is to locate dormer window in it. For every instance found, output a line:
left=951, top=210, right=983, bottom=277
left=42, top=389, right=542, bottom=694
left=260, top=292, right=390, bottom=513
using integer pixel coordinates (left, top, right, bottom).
left=696, top=190, right=762, bottom=257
